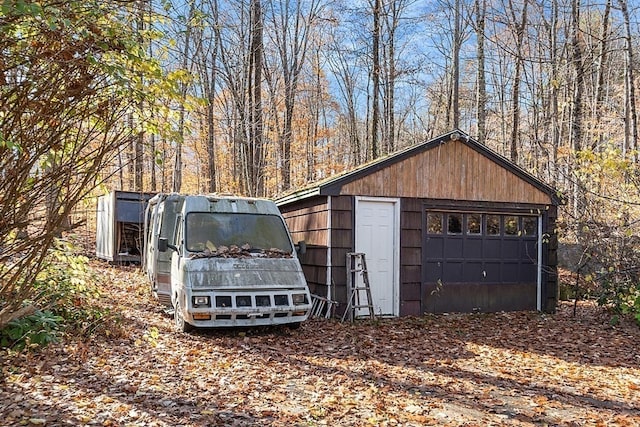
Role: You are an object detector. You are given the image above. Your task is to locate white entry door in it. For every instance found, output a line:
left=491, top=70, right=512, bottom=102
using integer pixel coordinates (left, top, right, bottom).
left=355, top=197, right=399, bottom=316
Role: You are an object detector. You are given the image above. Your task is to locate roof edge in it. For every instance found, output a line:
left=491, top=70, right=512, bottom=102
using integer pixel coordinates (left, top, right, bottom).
left=274, top=186, right=321, bottom=206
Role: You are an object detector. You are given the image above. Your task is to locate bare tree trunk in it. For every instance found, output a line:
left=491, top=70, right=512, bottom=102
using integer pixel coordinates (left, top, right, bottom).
left=618, top=0, right=638, bottom=162
left=173, top=105, right=185, bottom=192
left=385, top=11, right=398, bottom=153
left=475, top=0, right=487, bottom=145
left=197, top=0, right=220, bottom=193
left=173, top=1, right=197, bottom=193
left=161, top=136, right=168, bottom=192
left=205, top=97, right=217, bottom=193
left=370, top=0, right=381, bottom=159
left=570, top=0, right=585, bottom=218
left=200, top=59, right=218, bottom=194
left=451, top=0, right=461, bottom=129
left=150, top=131, right=156, bottom=192
left=570, top=0, right=584, bottom=154
left=508, top=0, right=528, bottom=163
left=307, top=47, right=323, bottom=182
left=546, top=0, right=561, bottom=187
left=133, top=0, right=145, bottom=192
left=134, top=132, right=144, bottom=191
left=591, top=0, right=611, bottom=151
left=348, top=92, right=362, bottom=166
left=381, top=0, right=410, bottom=153
left=118, top=144, right=125, bottom=189
left=145, top=0, right=156, bottom=192
left=127, top=114, right=135, bottom=189
left=248, top=0, right=264, bottom=196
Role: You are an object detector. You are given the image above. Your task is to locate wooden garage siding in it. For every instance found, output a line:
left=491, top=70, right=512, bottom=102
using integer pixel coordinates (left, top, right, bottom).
left=339, top=139, right=552, bottom=205
left=278, top=195, right=358, bottom=306
left=280, top=197, right=329, bottom=246
left=400, top=198, right=423, bottom=316
left=329, top=196, right=354, bottom=314
left=279, top=197, right=330, bottom=297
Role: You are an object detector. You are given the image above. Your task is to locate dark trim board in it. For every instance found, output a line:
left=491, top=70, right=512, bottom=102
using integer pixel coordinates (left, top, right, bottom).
left=423, top=199, right=553, bottom=215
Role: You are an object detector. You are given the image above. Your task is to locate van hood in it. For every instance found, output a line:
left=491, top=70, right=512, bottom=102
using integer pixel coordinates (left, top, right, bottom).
left=183, top=257, right=306, bottom=289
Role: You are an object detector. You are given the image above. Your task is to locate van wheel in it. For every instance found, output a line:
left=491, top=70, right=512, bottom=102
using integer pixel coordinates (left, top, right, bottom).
left=174, top=300, right=193, bottom=333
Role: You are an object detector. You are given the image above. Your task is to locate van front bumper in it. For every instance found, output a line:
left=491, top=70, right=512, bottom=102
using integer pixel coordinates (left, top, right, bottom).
left=184, top=289, right=312, bottom=327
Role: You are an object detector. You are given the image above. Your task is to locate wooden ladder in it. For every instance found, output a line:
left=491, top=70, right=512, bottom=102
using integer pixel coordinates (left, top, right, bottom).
left=342, top=252, right=375, bottom=321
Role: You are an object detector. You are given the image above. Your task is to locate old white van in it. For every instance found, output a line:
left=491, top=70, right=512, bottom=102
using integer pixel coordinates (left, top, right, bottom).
left=143, top=194, right=311, bottom=331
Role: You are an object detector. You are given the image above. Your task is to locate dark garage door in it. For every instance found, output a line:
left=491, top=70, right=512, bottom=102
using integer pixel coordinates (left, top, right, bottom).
left=423, top=210, right=539, bottom=313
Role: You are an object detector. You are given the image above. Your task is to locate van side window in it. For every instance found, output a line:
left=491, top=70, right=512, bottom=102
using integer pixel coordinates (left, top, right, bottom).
left=174, top=214, right=183, bottom=248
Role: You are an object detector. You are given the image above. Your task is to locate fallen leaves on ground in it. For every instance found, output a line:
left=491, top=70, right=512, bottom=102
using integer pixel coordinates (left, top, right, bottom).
left=1, top=263, right=639, bottom=426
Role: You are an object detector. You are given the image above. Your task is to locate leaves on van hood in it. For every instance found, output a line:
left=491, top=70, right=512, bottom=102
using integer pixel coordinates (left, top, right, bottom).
left=190, top=244, right=249, bottom=259
left=190, top=244, right=292, bottom=259
left=264, top=248, right=292, bottom=258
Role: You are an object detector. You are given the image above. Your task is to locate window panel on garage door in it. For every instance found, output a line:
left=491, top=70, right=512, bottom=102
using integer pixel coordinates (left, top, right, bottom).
left=424, top=211, right=538, bottom=285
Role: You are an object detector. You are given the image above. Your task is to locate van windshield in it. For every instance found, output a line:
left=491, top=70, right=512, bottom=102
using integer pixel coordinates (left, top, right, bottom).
left=185, top=212, right=293, bottom=256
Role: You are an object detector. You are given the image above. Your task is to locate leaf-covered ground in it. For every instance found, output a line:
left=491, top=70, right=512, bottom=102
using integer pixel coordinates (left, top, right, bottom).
left=1, top=263, right=640, bottom=426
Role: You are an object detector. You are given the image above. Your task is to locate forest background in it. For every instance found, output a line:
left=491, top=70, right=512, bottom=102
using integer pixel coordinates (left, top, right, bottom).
left=1, top=0, right=640, bottom=342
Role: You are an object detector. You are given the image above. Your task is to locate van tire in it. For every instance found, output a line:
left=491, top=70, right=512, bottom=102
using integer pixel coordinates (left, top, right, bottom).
left=174, top=300, right=193, bottom=333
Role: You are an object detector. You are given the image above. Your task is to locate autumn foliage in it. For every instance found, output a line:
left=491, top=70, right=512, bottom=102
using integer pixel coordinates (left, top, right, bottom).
left=0, top=1, right=167, bottom=328
left=1, top=263, right=639, bottom=426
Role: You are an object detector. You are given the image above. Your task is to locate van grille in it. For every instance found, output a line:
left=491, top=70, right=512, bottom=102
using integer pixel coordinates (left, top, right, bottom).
left=216, top=296, right=232, bottom=307
left=274, top=295, right=289, bottom=306
left=256, top=295, right=270, bottom=306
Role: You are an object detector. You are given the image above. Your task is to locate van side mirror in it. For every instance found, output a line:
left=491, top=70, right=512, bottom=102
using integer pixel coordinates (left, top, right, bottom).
left=158, top=237, right=169, bottom=252
left=158, top=237, right=178, bottom=253
left=295, top=240, right=307, bottom=256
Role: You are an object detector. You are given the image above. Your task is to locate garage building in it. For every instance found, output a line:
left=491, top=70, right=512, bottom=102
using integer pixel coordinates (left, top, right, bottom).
left=276, top=130, right=562, bottom=316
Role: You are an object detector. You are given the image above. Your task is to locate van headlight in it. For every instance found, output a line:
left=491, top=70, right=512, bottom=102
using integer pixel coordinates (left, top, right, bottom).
left=292, top=294, right=308, bottom=305
left=193, top=296, right=210, bottom=307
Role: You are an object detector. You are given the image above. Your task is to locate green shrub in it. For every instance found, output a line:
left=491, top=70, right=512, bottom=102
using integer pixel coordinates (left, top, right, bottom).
left=619, top=286, right=640, bottom=325
left=34, top=240, right=102, bottom=322
left=1, top=239, right=110, bottom=351
left=598, top=278, right=640, bottom=326
left=0, top=310, right=63, bottom=351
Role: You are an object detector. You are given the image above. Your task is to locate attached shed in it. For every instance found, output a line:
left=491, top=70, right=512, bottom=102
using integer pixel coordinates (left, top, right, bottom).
left=276, top=130, right=562, bottom=316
